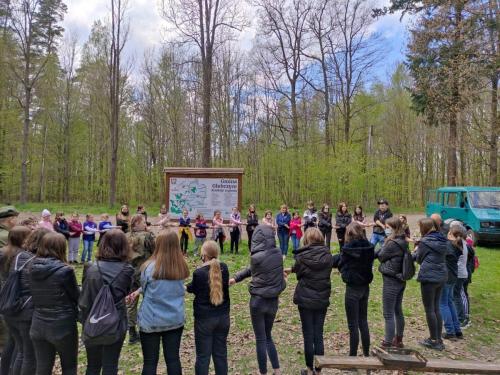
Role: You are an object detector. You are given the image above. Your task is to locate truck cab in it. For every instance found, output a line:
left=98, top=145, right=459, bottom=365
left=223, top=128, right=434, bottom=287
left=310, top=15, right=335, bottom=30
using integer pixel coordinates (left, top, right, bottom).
left=426, top=187, right=500, bottom=245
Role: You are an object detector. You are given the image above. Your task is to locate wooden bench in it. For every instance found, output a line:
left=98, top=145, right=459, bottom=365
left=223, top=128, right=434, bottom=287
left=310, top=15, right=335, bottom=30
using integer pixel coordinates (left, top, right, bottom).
left=315, top=355, right=500, bottom=374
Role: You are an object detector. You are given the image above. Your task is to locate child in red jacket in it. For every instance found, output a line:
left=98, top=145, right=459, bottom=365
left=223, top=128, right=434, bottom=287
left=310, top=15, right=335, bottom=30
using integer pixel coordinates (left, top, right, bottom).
left=68, top=213, right=83, bottom=263
left=290, top=211, right=303, bottom=252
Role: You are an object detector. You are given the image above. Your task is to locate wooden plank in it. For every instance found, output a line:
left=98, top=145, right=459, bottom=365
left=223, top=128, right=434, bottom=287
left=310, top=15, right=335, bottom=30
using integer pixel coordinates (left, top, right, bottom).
left=315, top=356, right=500, bottom=374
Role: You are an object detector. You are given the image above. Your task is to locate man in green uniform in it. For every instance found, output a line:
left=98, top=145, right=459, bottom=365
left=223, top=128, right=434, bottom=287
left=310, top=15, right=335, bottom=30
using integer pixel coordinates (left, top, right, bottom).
left=126, top=214, right=155, bottom=344
left=0, top=205, right=19, bottom=354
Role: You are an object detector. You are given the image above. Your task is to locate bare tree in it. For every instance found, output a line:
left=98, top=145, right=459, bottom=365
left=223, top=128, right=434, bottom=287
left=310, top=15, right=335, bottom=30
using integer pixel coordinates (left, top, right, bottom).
left=7, top=0, right=66, bottom=203
left=108, top=0, right=129, bottom=206
left=327, top=0, right=383, bottom=142
left=161, top=0, right=246, bottom=167
left=255, top=0, right=312, bottom=146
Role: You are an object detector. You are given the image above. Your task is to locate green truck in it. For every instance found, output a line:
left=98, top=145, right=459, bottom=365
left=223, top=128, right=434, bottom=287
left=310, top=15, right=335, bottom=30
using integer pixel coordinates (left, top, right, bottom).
left=426, top=186, right=500, bottom=245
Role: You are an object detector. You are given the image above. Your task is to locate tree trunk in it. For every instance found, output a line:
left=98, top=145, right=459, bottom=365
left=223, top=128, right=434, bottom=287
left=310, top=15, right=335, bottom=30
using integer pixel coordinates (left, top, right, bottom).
left=201, top=57, right=212, bottom=167
left=291, top=82, right=299, bottom=145
left=37, top=122, right=49, bottom=202
left=448, top=112, right=458, bottom=186
left=344, top=100, right=351, bottom=142
left=490, top=75, right=498, bottom=185
left=20, top=85, right=31, bottom=204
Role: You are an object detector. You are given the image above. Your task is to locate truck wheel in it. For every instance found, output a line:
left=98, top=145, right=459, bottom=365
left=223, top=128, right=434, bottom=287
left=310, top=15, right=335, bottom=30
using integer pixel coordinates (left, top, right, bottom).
left=466, top=228, right=478, bottom=246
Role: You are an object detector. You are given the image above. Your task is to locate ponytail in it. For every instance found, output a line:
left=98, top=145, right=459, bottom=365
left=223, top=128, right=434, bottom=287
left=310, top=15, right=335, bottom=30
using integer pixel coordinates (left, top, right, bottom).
left=209, top=258, right=224, bottom=306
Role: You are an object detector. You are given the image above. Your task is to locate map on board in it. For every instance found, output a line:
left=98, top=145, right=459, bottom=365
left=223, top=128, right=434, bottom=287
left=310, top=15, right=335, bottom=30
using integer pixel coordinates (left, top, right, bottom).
left=168, top=177, right=238, bottom=219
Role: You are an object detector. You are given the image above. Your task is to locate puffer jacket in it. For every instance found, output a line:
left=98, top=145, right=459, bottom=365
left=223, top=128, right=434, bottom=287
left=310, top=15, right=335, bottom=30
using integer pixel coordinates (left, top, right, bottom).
left=0, top=249, right=36, bottom=321
left=444, top=242, right=461, bottom=284
left=335, top=212, right=352, bottom=229
left=377, top=236, right=407, bottom=280
left=234, top=225, right=286, bottom=298
left=292, top=243, right=334, bottom=309
left=30, top=257, right=79, bottom=341
left=414, top=231, right=448, bottom=284
left=79, top=259, right=134, bottom=344
left=54, top=219, right=70, bottom=238
left=333, top=239, right=375, bottom=286
left=318, top=212, right=333, bottom=233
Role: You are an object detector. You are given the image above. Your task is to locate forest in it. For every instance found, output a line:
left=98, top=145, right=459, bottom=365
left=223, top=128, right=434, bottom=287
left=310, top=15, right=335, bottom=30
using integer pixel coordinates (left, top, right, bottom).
left=0, top=0, right=498, bottom=209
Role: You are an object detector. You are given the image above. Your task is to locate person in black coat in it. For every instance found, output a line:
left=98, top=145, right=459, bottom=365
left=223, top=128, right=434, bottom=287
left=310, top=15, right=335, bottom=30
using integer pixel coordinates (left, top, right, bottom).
left=412, top=218, right=448, bottom=351
left=288, top=228, right=333, bottom=375
left=30, top=232, right=80, bottom=375
left=53, top=212, right=71, bottom=239
left=79, top=230, right=134, bottom=375
left=246, top=205, right=259, bottom=252
left=187, top=240, right=230, bottom=375
left=376, top=217, right=409, bottom=348
left=0, top=226, right=32, bottom=375
left=230, top=225, right=286, bottom=375
left=318, top=204, right=333, bottom=248
left=335, top=202, right=352, bottom=250
left=333, top=222, right=374, bottom=357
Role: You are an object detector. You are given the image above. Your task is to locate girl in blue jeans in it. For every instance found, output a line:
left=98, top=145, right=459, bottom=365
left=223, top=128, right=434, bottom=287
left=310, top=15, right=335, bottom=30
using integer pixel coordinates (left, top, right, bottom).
left=82, top=214, right=99, bottom=262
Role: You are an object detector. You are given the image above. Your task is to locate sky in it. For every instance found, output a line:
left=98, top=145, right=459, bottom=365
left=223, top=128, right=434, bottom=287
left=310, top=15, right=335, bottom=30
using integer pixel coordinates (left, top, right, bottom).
left=62, top=0, right=411, bottom=82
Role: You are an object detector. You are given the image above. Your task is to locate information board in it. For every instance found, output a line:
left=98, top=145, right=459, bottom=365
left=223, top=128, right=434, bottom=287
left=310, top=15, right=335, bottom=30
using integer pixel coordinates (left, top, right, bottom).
left=164, top=168, right=244, bottom=221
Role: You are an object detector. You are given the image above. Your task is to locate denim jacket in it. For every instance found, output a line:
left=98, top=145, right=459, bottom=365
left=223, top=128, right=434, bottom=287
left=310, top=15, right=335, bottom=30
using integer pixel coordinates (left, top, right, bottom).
left=138, top=261, right=185, bottom=333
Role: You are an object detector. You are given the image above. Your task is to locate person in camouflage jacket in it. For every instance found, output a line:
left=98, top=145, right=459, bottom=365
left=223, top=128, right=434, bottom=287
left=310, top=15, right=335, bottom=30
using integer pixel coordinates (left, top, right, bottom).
left=126, top=214, right=155, bottom=344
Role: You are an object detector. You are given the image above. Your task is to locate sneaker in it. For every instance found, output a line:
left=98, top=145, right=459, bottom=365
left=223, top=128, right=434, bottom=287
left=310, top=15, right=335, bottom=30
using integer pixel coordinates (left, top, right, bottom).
left=380, top=340, right=392, bottom=348
left=455, top=331, right=464, bottom=339
left=128, top=327, right=140, bottom=344
left=419, top=338, right=445, bottom=351
left=460, top=318, right=471, bottom=329
left=443, top=333, right=457, bottom=341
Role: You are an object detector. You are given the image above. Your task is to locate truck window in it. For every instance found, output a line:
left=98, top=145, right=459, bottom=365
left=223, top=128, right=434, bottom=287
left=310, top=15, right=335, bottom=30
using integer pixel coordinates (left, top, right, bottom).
left=446, top=192, right=458, bottom=207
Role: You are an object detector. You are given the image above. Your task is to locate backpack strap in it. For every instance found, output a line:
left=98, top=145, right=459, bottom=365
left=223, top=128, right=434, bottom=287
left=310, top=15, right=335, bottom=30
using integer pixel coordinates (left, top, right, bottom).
left=96, top=261, right=125, bottom=287
left=14, top=253, right=36, bottom=272
left=389, top=239, right=408, bottom=255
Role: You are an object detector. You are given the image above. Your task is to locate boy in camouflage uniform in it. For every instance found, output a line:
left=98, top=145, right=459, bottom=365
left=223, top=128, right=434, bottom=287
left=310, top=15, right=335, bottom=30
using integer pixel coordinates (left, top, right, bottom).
left=126, top=214, right=155, bottom=344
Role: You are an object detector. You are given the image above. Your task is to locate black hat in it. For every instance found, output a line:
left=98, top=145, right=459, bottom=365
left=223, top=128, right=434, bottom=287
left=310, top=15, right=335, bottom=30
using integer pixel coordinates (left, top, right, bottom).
left=377, top=199, right=389, bottom=205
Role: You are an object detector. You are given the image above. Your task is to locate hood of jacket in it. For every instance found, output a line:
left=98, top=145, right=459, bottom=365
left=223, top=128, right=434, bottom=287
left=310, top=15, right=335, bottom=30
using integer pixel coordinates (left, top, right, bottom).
left=342, top=239, right=373, bottom=259
left=31, top=257, right=66, bottom=281
left=294, top=243, right=332, bottom=271
left=420, top=231, right=448, bottom=254
left=251, top=225, right=276, bottom=254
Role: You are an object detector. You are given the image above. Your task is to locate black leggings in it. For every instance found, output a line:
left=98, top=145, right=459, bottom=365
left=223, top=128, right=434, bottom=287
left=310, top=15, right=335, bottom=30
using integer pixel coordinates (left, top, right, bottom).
left=85, top=337, right=125, bottom=375
left=230, top=228, right=240, bottom=254
left=420, top=282, right=444, bottom=341
left=247, top=230, right=254, bottom=252
left=345, top=284, right=370, bottom=356
left=215, top=233, right=225, bottom=254
left=180, top=231, right=189, bottom=254
left=140, top=327, right=183, bottom=375
left=4, top=318, right=36, bottom=375
left=336, top=229, right=346, bottom=250
left=250, top=305, right=280, bottom=374
left=32, top=328, right=78, bottom=375
left=0, top=325, right=15, bottom=375
left=299, top=307, right=327, bottom=371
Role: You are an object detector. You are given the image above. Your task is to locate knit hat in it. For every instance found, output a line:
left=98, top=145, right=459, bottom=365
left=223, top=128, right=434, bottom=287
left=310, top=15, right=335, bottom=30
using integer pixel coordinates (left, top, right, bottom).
left=42, top=209, right=51, bottom=217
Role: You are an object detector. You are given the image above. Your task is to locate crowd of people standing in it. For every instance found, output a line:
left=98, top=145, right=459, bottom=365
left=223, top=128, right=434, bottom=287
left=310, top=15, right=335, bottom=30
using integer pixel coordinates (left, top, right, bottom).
left=0, top=198, right=478, bottom=375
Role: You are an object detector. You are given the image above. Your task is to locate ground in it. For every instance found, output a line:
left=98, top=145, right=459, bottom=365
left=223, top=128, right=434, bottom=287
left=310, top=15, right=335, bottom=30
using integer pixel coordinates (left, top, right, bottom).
left=14, top=211, right=500, bottom=374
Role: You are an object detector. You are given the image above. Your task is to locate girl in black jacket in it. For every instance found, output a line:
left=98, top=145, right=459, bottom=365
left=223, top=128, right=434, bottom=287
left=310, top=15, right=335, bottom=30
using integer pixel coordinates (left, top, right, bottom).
left=335, top=202, right=352, bottom=250
left=0, top=226, right=32, bottom=375
left=376, top=217, right=409, bottom=348
left=333, top=222, right=374, bottom=357
left=79, top=230, right=134, bottom=375
left=30, top=232, right=80, bottom=375
left=318, top=205, right=333, bottom=248
left=289, top=228, right=333, bottom=375
left=230, top=225, right=285, bottom=375
left=187, top=240, right=230, bottom=375
left=246, top=205, right=259, bottom=252
left=412, top=218, right=448, bottom=351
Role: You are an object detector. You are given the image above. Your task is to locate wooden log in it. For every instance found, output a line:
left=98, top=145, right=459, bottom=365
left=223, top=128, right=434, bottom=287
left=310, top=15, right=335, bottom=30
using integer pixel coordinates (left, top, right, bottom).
left=315, top=356, right=500, bottom=374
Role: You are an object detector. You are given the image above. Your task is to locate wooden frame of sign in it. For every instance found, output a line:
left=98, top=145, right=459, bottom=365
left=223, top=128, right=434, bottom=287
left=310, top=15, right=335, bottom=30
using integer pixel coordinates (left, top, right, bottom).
left=164, top=168, right=244, bottom=222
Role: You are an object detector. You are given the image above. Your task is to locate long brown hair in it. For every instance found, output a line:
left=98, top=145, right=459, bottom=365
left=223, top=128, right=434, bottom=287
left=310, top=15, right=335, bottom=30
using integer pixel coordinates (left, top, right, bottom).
left=201, top=240, right=224, bottom=306
left=143, top=231, right=189, bottom=280
left=2, top=226, right=31, bottom=272
left=24, top=228, right=51, bottom=254
left=97, top=229, right=130, bottom=261
left=419, top=218, right=436, bottom=237
left=303, top=227, right=324, bottom=246
left=38, top=232, right=67, bottom=262
left=386, top=216, right=405, bottom=240
left=449, top=225, right=466, bottom=250
left=345, top=222, right=367, bottom=243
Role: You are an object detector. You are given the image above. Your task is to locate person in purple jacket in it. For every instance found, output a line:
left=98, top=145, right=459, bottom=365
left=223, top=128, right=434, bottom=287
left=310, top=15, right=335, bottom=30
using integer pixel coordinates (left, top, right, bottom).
left=81, top=214, right=99, bottom=263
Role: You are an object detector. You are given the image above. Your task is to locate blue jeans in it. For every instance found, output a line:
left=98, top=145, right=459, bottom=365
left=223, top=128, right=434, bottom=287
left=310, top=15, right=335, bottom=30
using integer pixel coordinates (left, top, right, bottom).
left=291, top=234, right=300, bottom=252
left=81, top=240, right=94, bottom=262
left=370, top=233, right=386, bottom=249
left=277, top=230, right=289, bottom=256
left=440, top=283, right=461, bottom=335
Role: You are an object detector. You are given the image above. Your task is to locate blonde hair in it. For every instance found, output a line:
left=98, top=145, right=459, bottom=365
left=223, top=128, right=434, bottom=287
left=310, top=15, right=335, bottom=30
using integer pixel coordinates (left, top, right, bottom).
left=201, top=241, right=224, bottom=306
left=303, top=227, right=324, bottom=246
left=143, top=230, right=189, bottom=280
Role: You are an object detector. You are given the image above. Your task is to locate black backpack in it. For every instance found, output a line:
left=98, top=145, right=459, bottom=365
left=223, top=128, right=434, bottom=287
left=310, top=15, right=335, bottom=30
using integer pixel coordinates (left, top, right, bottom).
left=0, top=253, right=35, bottom=316
left=392, top=240, right=415, bottom=281
left=82, top=261, right=124, bottom=346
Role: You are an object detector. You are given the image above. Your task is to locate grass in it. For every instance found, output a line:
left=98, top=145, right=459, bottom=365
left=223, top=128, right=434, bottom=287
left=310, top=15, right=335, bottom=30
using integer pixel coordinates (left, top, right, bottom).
left=68, top=240, right=500, bottom=375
